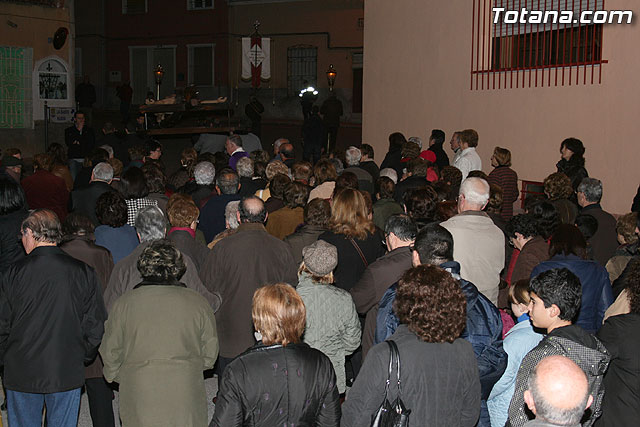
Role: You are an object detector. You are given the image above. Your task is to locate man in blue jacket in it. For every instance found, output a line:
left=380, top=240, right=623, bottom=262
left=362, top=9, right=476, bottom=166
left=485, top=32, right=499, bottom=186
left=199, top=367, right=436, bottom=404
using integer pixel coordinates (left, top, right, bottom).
left=376, top=223, right=506, bottom=426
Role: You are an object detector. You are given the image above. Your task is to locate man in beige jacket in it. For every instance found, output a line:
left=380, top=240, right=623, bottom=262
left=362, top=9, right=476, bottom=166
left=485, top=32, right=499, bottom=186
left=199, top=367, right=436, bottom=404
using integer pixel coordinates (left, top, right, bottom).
left=441, top=177, right=505, bottom=305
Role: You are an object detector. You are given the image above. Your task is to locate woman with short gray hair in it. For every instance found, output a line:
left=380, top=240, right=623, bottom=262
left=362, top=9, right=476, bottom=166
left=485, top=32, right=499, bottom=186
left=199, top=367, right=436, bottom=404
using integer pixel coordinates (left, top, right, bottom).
left=100, top=239, right=218, bottom=427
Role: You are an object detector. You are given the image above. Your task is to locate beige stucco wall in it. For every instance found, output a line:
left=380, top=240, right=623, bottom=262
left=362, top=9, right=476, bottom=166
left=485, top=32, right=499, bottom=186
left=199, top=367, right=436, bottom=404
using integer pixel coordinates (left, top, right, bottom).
left=0, top=3, right=72, bottom=64
left=363, top=0, right=638, bottom=214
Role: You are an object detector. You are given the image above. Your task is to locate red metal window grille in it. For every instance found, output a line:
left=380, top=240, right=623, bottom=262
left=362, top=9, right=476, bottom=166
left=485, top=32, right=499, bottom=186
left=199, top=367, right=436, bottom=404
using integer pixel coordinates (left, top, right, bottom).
left=471, top=0, right=607, bottom=90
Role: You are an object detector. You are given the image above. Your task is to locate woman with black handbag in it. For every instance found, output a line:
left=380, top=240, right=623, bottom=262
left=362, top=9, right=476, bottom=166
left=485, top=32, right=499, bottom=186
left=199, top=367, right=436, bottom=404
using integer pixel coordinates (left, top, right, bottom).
left=342, top=265, right=481, bottom=427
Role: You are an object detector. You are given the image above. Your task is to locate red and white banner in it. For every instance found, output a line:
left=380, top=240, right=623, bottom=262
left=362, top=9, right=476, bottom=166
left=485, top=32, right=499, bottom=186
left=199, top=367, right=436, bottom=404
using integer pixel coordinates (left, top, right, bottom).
left=242, top=37, right=271, bottom=88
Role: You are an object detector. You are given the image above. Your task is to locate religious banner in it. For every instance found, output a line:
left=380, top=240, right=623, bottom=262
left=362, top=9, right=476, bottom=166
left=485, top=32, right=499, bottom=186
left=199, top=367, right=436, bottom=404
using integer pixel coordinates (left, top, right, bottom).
left=241, top=37, right=270, bottom=88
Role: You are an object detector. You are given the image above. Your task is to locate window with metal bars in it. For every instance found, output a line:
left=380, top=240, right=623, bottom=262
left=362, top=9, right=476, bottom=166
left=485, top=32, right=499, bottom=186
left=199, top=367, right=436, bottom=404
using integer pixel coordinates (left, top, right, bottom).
left=287, top=46, right=317, bottom=96
left=188, top=45, right=214, bottom=86
left=471, top=0, right=607, bottom=89
left=187, top=0, right=213, bottom=10
left=122, top=0, right=147, bottom=14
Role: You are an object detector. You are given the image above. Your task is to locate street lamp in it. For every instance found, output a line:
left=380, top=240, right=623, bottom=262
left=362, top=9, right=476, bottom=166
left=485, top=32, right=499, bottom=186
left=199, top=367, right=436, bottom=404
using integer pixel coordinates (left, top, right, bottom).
left=326, top=64, right=337, bottom=91
left=154, top=64, right=164, bottom=100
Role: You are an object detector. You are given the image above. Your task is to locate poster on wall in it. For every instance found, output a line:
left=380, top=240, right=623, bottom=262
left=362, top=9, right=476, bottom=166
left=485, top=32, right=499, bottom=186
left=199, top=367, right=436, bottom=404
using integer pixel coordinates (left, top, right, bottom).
left=37, top=58, right=69, bottom=100
left=39, top=72, right=67, bottom=99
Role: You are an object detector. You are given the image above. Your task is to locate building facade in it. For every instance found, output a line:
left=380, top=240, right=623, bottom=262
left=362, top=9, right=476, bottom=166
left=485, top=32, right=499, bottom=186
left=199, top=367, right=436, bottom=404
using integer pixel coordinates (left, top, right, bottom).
left=0, top=0, right=76, bottom=154
left=364, top=0, right=637, bottom=213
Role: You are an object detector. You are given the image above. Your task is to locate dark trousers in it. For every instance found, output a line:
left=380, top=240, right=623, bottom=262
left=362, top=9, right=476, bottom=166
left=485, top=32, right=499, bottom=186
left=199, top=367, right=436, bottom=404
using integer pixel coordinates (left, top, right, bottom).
left=303, top=143, right=322, bottom=165
left=326, top=126, right=339, bottom=153
left=85, top=377, right=115, bottom=427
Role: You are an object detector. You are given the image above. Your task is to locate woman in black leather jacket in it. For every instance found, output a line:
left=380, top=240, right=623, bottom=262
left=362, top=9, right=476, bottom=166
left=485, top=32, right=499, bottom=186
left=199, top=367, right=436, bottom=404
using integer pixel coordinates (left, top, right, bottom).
left=210, top=283, right=340, bottom=427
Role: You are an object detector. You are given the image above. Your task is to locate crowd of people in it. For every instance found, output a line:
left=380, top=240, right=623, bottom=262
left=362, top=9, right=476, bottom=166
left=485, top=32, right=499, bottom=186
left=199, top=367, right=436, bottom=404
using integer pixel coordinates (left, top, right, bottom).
left=0, top=118, right=639, bottom=427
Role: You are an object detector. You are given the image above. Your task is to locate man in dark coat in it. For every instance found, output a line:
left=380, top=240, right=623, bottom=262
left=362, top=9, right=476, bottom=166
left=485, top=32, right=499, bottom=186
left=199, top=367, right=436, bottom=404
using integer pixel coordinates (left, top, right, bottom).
left=320, top=92, right=343, bottom=152
left=344, top=146, right=374, bottom=195
left=200, top=196, right=297, bottom=383
left=59, top=213, right=115, bottom=427
left=71, top=162, right=114, bottom=225
left=0, top=209, right=107, bottom=427
left=302, top=105, right=325, bottom=164
left=427, top=129, right=450, bottom=170
left=76, top=75, right=96, bottom=124
left=349, top=214, right=415, bottom=358
left=65, top=111, right=96, bottom=180
left=244, top=96, right=264, bottom=138
left=577, top=178, right=618, bottom=267
left=199, top=170, right=242, bottom=242
left=359, top=144, right=380, bottom=182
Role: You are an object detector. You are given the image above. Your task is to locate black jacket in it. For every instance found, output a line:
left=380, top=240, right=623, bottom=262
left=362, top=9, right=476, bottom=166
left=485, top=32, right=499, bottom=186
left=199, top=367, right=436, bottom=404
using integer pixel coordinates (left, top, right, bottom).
left=199, top=194, right=243, bottom=242
left=210, top=342, right=340, bottom=427
left=65, top=125, right=96, bottom=159
left=556, top=158, right=588, bottom=191
left=72, top=180, right=114, bottom=225
left=0, top=246, right=107, bottom=393
left=359, top=160, right=380, bottom=182
left=596, top=313, right=640, bottom=427
left=380, top=148, right=404, bottom=179
left=318, top=229, right=386, bottom=291
left=0, top=209, right=27, bottom=274
left=428, top=143, right=450, bottom=170
left=394, top=175, right=430, bottom=204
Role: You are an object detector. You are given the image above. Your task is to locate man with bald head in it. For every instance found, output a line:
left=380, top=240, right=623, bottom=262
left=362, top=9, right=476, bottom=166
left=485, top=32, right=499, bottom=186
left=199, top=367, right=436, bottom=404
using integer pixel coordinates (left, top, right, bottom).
left=200, top=196, right=297, bottom=386
left=441, top=177, right=505, bottom=305
left=523, top=356, right=593, bottom=427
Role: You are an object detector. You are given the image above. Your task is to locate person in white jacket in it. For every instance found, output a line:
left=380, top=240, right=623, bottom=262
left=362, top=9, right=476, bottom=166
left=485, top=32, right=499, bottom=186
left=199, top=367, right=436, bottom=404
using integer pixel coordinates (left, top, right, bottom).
left=453, top=129, right=482, bottom=180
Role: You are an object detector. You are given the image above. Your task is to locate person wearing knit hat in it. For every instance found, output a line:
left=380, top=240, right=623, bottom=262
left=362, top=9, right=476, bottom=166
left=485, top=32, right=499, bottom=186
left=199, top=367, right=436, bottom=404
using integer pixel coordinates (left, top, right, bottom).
left=296, top=240, right=361, bottom=394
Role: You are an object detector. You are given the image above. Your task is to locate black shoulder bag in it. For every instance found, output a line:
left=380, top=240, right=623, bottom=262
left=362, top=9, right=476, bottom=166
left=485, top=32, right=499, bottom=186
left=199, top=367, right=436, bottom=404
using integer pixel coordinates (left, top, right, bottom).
left=370, top=340, right=411, bottom=427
